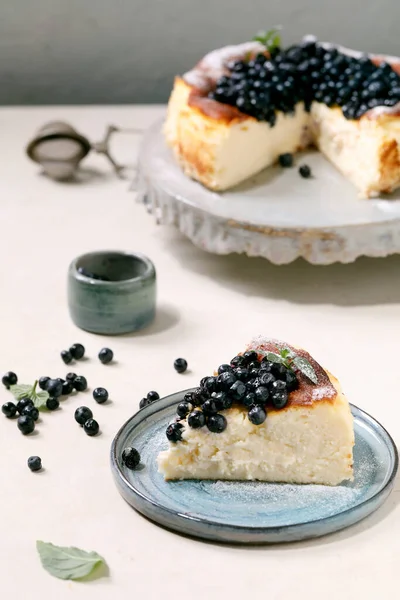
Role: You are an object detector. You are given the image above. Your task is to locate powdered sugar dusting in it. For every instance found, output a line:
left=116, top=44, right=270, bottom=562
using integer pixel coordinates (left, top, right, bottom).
left=312, top=386, right=336, bottom=400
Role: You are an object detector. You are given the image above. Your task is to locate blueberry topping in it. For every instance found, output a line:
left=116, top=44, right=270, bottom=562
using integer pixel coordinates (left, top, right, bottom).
left=202, top=376, right=217, bottom=393
left=233, top=367, right=250, bottom=382
left=74, top=406, right=93, bottom=425
left=202, top=399, right=219, bottom=414
left=177, top=401, right=192, bottom=418
left=62, top=380, right=74, bottom=396
left=98, top=348, right=113, bottom=364
left=258, top=372, right=276, bottom=387
left=174, top=358, right=188, bottom=373
left=217, top=371, right=237, bottom=391
left=61, top=350, right=73, bottom=365
left=69, top=343, right=85, bottom=360
left=212, top=391, right=233, bottom=410
left=122, top=447, right=141, bottom=469
left=16, top=398, right=34, bottom=414
left=188, top=410, right=206, bottom=429
left=73, top=375, right=87, bottom=392
left=271, top=380, right=287, bottom=392
left=248, top=405, right=267, bottom=425
left=207, top=413, right=227, bottom=433
left=271, top=363, right=288, bottom=379
left=271, top=390, right=289, bottom=409
left=27, top=456, right=42, bottom=472
left=2, top=401, right=17, bottom=418
left=243, top=392, right=256, bottom=407
left=93, top=387, right=109, bottom=404
left=17, top=415, right=35, bottom=435
left=191, top=387, right=208, bottom=406
left=84, top=418, right=99, bottom=436
left=46, top=379, right=63, bottom=398
left=2, top=371, right=17, bottom=388
left=22, top=405, right=39, bottom=421
left=217, top=364, right=233, bottom=375
left=242, top=350, right=258, bottom=364
left=254, top=386, right=269, bottom=403
left=166, top=422, right=183, bottom=442
left=46, top=397, right=59, bottom=411
left=38, top=376, right=50, bottom=390
left=299, top=164, right=312, bottom=178
left=286, top=370, right=299, bottom=391
left=278, top=153, right=294, bottom=167
left=230, top=380, right=247, bottom=401
left=147, top=391, right=160, bottom=402
left=230, top=355, right=247, bottom=368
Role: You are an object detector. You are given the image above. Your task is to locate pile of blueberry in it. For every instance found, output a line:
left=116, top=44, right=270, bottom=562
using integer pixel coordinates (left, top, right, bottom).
left=166, top=350, right=299, bottom=442
left=209, top=39, right=400, bottom=123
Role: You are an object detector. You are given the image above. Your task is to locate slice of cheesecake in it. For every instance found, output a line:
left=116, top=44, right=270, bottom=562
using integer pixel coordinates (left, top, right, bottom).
left=165, top=37, right=400, bottom=197
left=157, top=337, right=354, bottom=485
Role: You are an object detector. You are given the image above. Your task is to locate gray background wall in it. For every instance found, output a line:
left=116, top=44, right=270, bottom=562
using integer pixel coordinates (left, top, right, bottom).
left=1, top=0, right=399, bottom=105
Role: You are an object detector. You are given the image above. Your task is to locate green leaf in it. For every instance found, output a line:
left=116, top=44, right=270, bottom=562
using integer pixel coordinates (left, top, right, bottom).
left=266, top=352, right=284, bottom=364
left=36, top=541, right=106, bottom=581
left=253, top=27, right=281, bottom=52
left=280, top=348, right=292, bottom=359
left=9, top=382, right=49, bottom=409
left=292, top=356, right=318, bottom=384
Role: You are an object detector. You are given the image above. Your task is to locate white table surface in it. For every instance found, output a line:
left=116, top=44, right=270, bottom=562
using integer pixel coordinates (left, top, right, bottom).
left=0, top=106, right=399, bottom=599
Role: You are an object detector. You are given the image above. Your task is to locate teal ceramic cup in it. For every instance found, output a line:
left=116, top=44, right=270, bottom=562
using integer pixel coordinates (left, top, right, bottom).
left=68, top=251, right=156, bottom=335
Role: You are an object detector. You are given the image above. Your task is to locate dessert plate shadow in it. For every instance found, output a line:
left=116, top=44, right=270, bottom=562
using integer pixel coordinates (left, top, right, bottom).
left=136, top=118, right=400, bottom=265
left=111, top=389, right=398, bottom=544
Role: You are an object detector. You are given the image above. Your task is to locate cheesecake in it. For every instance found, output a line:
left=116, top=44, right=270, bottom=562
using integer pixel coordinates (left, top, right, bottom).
left=165, top=34, right=400, bottom=197
left=157, top=337, right=354, bottom=485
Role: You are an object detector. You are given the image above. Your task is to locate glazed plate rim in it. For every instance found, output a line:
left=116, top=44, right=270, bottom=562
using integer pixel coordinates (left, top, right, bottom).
left=111, top=389, right=398, bottom=542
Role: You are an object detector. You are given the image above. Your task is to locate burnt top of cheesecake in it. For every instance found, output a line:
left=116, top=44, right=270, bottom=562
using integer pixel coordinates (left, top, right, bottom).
left=183, top=38, right=400, bottom=125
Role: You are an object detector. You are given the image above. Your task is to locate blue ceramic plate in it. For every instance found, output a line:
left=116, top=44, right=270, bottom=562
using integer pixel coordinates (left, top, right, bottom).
left=111, top=390, right=398, bottom=544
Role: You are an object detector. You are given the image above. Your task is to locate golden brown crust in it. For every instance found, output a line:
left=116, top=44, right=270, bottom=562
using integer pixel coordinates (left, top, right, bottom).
left=378, top=139, right=400, bottom=192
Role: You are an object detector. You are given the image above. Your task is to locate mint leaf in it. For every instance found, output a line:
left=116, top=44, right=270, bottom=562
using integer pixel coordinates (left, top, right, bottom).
left=36, top=541, right=107, bottom=581
left=253, top=27, right=281, bottom=52
left=10, top=381, right=49, bottom=409
left=280, top=348, right=292, bottom=359
left=266, top=352, right=283, bottom=364
left=292, top=356, right=318, bottom=384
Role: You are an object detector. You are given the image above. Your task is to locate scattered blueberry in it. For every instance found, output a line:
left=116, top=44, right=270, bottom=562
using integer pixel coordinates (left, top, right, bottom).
left=46, top=379, right=63, bottom=398
left=122, top=447, right=141, bottom=469
left=2, top=401, right=17, bottom=418
left=147, top=391, right=160, bottom=402
left=279, top=153, right=294, bottom=167
left=93, top=387, right=108, bottom=404
left=62, top=380, right=74, bottom=396
left=84, top=418, right=99, bottom=436
left=98, top=348, right=113, bottom=364
left=46, top=397, right=60, bottom=411
left=139, top=397, right=149, bottom=409
left=188, top=410, right=206, bottom=429
left=16, top=398, right=34, bottom=414
left=2, top=372, right=17, bottom=388
left=73, top=375, right=88, bottom=392
left=248, top=405, right=267, bottom=425
left=61, top=350, right=73, bottom=365
left=69, top=343, right=85, bottom=360
left=22, top=405, right=39, bottom=421
left=207, top=413, right=227, bottom=433
left=174, top=358, right=188, bottom=373
left=38, top=376, right=50, bottom=390
left=17, top=415, right=35, bottom=435
left=74, top=406, right=93, bottom=425
left=27, top=456, right=42, bottom=472
left=166, top=422, right=183, bottom=442
left=299, top=164, right=312, bottom=178
left=65, top=372, right=78, bottom=383
left=177, top=401, right=192, bottom=418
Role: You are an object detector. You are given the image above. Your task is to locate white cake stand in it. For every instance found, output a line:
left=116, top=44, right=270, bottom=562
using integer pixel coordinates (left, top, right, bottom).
left=136, top=118, right=400, bottom=265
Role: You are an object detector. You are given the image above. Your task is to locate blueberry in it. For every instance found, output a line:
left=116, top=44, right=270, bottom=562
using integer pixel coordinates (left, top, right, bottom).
left=299, top=164, right=312, bottom=178
left=243, top=392, right=256, bottom=407
left=84, top=418, right=99, bottom=436
left=61, top=350, right=73, bottom=365
left=271, top=390, right=289, bottom=409
left=73, top=376, right=87, bottom=392
left=271, top=380, right=287, bottom=393
left=46, top=397, right=59, bottom=411
left=93, top=387, right=109, bottom=404
left=38, top=376, right=50, bottom=390
left=166, top=422, right=183, bottom=442
left=47, top=379, right=63, bottom=398
left=191, top=387, right=208, bottom=406
left=69, top=343, right=85, bottom=360
left=122, top=447, right=141, bottom=469
left=259, top=372, right=276, bottom=387
left=242, top=350, right=258, bottom=364
left=202, top=399, right=219, bottom=414
left=147, top=391, right=160, bottom=402
left=22, top=405, right=39, bottom=421
left=65, top=372, right=78, bottom=384
left=62, top=380, right=74, bottom=396
left=207, top=414, right=227, bottom=433
left=177, top=401, right=192, bottom=418
left=183, top=391, right=195, bottom=404
left=248, top=360, right=261, bottom=371
left=98, top=348, right=113, bottom=364
left=286, top=370, right=299, bottom=391
left=74, top=406, right=93, bottom=425
left=260, top=359, right=274, bottom=371
left=230, top=380, right=246, bottom=401
left=211, top=391, right=232, bottom=410
left=27, top=456, right=42, bottom=472
left=217, top=364, right=233, bottom=375
left=271, top=363, right=288, bottom=379
left=254, top=386, right=269, bottom=404
left=139, top=397, right=150, bottom=409
left=278, top=153, right=294, bottom=167
left=17, top=415, right=35, bottom=435
left=248, top=405, right=267, bottom=425
left=230, top=355, right=246, bottom=368
left=174, top=358, right=188, bottom=373
left=2, top=401, right=17, bottom=418
left=2, top=372, right=17, bottom=388
left=233, top=367, right=250, bottom=382
left=217, top=371, right=237, bottom=391
left=188, top=410, right=206, bottom=429
left=202, top=376, right=217, bottom=393
left=16, top=397, right=34, bottom=414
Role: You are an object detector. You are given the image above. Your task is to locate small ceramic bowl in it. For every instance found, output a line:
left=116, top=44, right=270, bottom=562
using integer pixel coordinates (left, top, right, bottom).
left=68, top=251, right=156, bottom=335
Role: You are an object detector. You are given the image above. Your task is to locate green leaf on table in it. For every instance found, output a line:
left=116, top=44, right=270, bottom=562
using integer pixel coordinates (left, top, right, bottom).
left=36, top=541, right=107, bottom=581
left=292, top=356, right=318, bottom=384
left=253, top=27, right=281, bottom=52
left=9, top=382, right=49, bottom=409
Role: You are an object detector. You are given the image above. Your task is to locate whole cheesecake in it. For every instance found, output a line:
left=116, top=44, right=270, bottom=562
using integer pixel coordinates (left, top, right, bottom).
left=164, top=35, right=400, bottom=197
left=158, top=337, right=355, bottom=485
